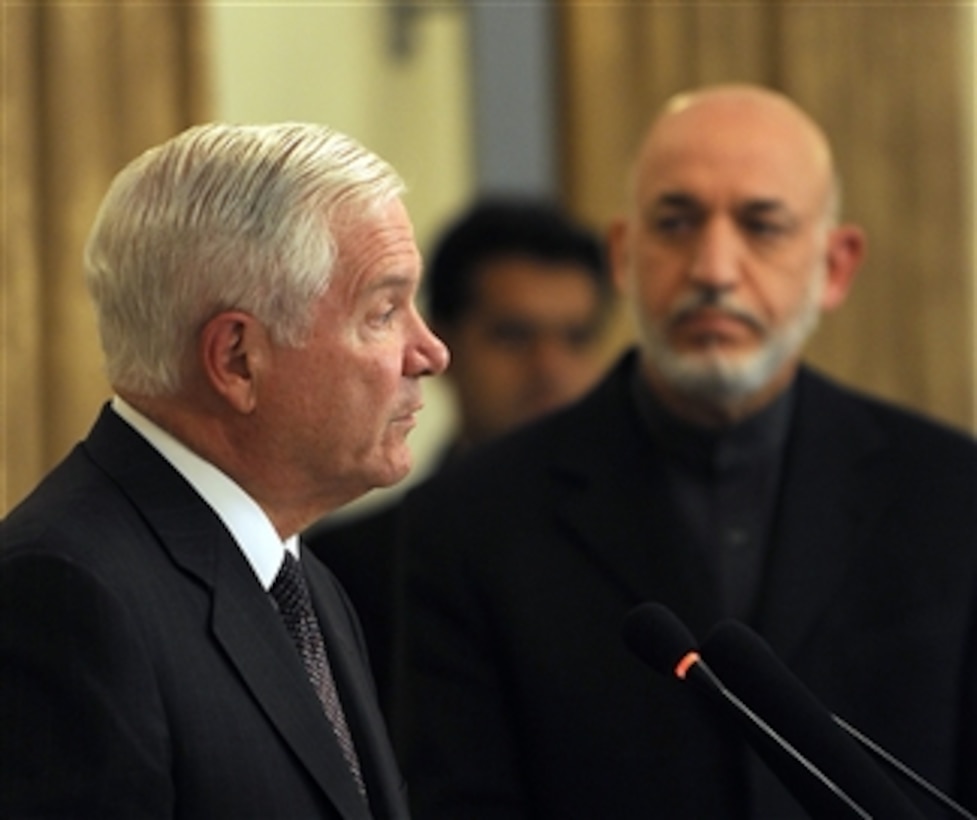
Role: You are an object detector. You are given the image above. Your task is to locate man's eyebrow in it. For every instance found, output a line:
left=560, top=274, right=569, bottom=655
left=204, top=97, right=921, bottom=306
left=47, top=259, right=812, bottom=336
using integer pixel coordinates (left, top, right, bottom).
left=650, top=193, right=791, bottom=212
left=739, top=198, right=792, bottom=215
left=641, top=194, right=703, bottom=226
left=364, top=272, right=415, bottom=294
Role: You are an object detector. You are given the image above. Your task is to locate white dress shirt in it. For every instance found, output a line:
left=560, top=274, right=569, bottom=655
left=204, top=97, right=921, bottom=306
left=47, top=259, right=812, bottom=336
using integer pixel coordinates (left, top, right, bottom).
left=111, top=396, right=296, bottom=590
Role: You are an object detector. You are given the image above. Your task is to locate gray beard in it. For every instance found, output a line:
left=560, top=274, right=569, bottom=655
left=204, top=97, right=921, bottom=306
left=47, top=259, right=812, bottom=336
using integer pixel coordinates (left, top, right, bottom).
left=634, top=281, right=823, bottom=410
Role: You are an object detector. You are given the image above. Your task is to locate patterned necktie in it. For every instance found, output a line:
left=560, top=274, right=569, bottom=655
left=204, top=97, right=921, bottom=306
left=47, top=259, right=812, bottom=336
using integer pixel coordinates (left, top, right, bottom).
left=270, top=552, right=365, bottom=796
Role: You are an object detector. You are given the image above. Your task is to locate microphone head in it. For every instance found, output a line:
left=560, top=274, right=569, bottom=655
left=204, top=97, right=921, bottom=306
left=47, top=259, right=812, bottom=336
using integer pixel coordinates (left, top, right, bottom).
left=622, top=602, right=699, bottom=678
left=702, top=619, right=847, bottom=756
left=702, top=620, right=926, bottom=820
left=702, top=620, right=780, bottom=692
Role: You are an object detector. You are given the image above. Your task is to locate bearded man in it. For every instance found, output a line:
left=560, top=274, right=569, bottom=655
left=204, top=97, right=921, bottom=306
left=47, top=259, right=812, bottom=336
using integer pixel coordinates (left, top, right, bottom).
left=392, top=85, right=977, bottom=819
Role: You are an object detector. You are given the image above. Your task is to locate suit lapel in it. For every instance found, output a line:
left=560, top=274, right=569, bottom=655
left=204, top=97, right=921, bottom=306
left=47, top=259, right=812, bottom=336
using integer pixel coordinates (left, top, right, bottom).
left=304, top=553, right=406, bottom=819
left=548, top=356, right=723, bottom=638
left=544, top=361, right=897, bottom=653
left=83, top=407, right=371, bottom=819
left=209, top=553, right=372, bottom=819
left=756, top=370, right=891, bottom=661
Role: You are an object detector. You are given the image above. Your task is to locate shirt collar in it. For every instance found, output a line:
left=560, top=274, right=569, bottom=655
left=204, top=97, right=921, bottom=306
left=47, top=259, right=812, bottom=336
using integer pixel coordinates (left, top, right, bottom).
left=111, top=396, right=297, bottom=589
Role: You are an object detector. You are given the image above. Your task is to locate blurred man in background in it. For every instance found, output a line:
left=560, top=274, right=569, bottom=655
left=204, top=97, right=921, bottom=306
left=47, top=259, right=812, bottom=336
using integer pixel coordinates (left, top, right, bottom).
left=422, top=197, right=614, bottom=462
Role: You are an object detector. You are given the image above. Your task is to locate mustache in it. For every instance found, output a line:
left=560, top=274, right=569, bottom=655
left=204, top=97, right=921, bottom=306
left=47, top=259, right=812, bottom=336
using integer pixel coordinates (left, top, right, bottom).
left=666, top=290, right=765, bottom=335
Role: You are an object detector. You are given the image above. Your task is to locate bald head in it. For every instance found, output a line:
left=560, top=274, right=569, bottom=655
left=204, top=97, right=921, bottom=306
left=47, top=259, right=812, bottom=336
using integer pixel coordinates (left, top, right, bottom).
left=663, top=83, right=828, bottom=135
left=632, top=84, right=839, bottom=226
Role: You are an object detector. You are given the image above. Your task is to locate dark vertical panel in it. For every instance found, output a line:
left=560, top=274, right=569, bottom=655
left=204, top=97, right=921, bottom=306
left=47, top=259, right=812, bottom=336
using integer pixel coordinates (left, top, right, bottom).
left=470, top=2, right=557, bottom=196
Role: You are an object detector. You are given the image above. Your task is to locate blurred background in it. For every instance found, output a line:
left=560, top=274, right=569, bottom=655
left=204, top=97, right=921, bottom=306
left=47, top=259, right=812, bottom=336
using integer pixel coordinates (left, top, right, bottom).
left=2, top=2, right=975, bottom=515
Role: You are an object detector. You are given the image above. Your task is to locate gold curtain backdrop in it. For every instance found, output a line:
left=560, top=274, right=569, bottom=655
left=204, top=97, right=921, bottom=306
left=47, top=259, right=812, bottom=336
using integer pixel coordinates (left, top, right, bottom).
left=2, top=3, right=974, bottom=515
left=558, top=2, right=975, bottom=435
left=2, top=2, right=210, bottom=514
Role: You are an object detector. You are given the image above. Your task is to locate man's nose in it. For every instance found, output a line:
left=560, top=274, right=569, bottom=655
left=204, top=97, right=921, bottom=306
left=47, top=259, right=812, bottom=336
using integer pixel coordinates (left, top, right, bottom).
left=688, top=219, right=742, bottom=291
left=408, top=317, right=450, bottom=377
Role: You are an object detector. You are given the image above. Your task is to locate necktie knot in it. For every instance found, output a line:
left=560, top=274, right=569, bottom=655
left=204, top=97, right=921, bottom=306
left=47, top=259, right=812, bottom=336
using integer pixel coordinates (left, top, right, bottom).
left=270, top=552, right=315, bottom=633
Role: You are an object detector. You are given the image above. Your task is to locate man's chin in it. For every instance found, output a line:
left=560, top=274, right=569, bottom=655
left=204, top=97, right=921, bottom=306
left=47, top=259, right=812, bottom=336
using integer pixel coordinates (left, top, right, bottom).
left=655, top=349, right=775, bottom=401
left=666, top=347, right=757, bottom=374
left=373, top=451, right=414, bottom=488
left=668, top=338, right=760, bottom=362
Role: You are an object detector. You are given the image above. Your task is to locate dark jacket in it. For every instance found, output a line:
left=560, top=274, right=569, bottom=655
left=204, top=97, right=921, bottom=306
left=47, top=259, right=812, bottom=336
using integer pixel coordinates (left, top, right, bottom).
left=0, top=406, right=409, bottom=819
left=397, top=351, right=977, bottom=819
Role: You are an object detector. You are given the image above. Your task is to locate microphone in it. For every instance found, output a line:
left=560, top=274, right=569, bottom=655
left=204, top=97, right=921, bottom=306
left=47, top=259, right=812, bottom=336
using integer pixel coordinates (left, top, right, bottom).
left=622, top=603, right=923, bottom=819
left=703, top=619, right=976, bottom=820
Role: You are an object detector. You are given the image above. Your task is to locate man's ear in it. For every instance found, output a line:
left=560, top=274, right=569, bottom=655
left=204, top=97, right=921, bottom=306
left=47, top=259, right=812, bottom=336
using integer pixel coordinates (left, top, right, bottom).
left=198, top=311, right=267, bottom=414
left=820, top=223, right=867, bottom=312
left=607, top=216, right=631, bottom=296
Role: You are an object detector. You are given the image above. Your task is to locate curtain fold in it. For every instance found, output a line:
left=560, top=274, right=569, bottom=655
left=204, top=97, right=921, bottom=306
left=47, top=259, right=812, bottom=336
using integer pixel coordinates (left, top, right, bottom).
left=2, top=2, right=210, bottom=513
left=557, top=2, right=974, bottom=433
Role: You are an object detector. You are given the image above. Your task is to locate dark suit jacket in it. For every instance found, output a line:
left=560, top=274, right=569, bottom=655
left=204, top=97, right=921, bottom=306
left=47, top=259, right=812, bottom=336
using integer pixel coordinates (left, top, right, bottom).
left=306, top=504, right=404, bottom=725
left=397, top=351, right=977, bottom=819
left=0, top=406, right=409, bottom=819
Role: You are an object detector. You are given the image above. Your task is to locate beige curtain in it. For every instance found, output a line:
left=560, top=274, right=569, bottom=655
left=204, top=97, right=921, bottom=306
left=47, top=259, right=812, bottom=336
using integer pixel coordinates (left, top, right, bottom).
left=558, top=3, right=974, bottom=434
left=2, top=3, right=210, bottom=514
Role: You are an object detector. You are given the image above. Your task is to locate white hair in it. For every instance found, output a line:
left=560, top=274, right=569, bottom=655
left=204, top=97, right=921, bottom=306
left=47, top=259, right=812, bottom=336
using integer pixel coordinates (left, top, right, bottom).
left=84, top=122, right=405, bottom=395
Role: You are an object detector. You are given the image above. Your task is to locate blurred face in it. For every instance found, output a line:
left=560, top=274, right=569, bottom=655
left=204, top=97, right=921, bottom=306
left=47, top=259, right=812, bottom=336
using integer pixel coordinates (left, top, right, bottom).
left=611, top=89, right=861, bottom=424
left=262, top=198, right=448, bottom=509
left=442, top=257, right=606, bottom=446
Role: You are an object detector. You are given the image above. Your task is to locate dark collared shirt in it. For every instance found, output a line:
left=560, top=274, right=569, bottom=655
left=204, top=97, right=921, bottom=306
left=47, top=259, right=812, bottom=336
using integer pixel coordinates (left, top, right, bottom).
left=632, top=368, right=794, bottom=622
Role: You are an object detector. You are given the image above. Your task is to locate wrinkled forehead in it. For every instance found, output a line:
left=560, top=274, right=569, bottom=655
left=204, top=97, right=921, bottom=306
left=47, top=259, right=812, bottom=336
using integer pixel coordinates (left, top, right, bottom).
left=331, top=197, right=421, bottom=290
left=633, top=95, right=835, bottom=216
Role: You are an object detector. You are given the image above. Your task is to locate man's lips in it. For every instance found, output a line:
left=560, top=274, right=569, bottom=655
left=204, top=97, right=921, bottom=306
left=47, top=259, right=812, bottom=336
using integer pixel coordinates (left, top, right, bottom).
left=393, top=405, right=423, bottom=425
left=670, top=307, right=763, bottom=341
